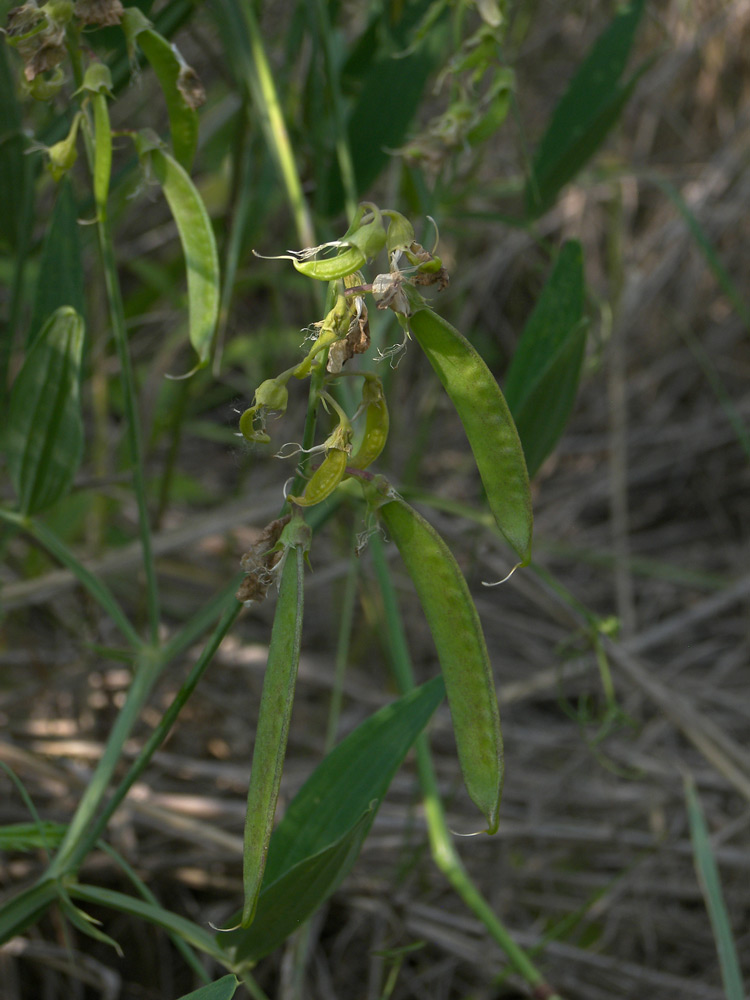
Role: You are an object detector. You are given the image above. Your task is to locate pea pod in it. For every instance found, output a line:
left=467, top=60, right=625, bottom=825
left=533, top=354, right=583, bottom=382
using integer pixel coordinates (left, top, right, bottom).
left=350, top=377, right=389, bottom=470
left=376, top=492, right=503, bottom=833
left=242, top=518, right=310, bottom=927
left=287, top=447, right=349, bottom=507
left=135, top=133, right=220, bottom=368
left=122, top=8, right=203, bottom=171
left=409, top=307, right=533, bottom=566
left=292, top=244, right=366, bottom=282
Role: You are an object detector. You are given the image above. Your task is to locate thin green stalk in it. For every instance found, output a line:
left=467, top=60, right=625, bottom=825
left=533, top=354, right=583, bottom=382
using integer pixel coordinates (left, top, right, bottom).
left=48, top=646, right=163, bottom=877
left=0, top=509, right=140, bottom=649
left=62, top=600, right=243, bottom=874
left=369, top=533, right=563, bottom=1000
left=96, top=215, right=161, bottom=641
left=237, top=0, right=314, bottom=248
left=325, top=541, right=359, bottom=750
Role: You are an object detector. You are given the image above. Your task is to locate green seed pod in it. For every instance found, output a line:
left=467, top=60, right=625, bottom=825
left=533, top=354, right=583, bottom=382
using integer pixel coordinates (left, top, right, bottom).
left=46, top=113, right=83, bottom=182
left=409, top=307, right=533, bottom=566
left=292, top=244, right=367, bottom=282
left=377, top=494, right=503, bottom=833
left=350, top=378, right=389, bottom=470
left=287, top=447, right=349, bottom=507
left=241, top=518, right=311, bottom=927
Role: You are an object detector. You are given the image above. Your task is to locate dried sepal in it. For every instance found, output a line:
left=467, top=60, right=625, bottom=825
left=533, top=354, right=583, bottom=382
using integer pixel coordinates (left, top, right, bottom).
left=236, top=515, right=291, bottom=606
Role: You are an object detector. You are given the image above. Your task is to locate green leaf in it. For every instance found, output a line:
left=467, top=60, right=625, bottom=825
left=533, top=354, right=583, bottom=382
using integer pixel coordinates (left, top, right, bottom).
left=504, top=241, right=586, bottom=476
left=221, top=808, right=374, bottom=965
left=684, top=776, right=746, bottom=1000
left=219, top=678, right=445, bottom=962
left=0, top=880, right=59, bottom=945
left=266, top=676, right=444, bottom=882
left=177, top=975, right=240, bottom=1000
left=28, top=180, right=85, bottom=348
left=524, top=0, right=646, bottom=218
left=67, top=883, right=227, bottom=964
left=0, top=44, right=26, bottom=253
left=6, top=307, right=85, bottom=514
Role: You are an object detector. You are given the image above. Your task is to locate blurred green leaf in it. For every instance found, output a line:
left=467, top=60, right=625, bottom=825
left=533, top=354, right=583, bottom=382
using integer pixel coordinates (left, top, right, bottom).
left=177, top=975, right=240, bottom=1000
left=0, top=822, right=66, bottom=852
left=28, top=179, right=85, bottom=348
left=6, top=306, right=85, bottom=514
left=685, top=775, right=745, bottom=1000
left=504, top=241, right=586, bottom=476
left=0, top=44, right=26, bottom=253
left=218, top=678, right=445, bottom=963
left=524, top=0, right=646, bottom=218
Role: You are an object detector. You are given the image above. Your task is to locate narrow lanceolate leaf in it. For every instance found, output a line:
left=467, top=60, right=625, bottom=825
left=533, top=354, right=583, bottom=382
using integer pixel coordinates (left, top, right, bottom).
left=684, top=776, right=745, bottom=1000
left=504, top=241, right=586, bottom=477
left=241, top=539, right=306, bottom=928
left=141, top=141, right=220, bottom=368
left=28, top=181, right=85, bottom=349
left=380, top=498, right=503, bottom=833
left=6, top=307, right=85, bottom=515
left=219, top=678, right=444, bottom=964
left=122, top=7, right=202, bottom=171
left=0, top=44, right=26, bottom=253
left=177, top=974, right=241, bottom=1000
left=410, top=308, right=532, bottom=566
left=524, top=0, right=646, bottom=218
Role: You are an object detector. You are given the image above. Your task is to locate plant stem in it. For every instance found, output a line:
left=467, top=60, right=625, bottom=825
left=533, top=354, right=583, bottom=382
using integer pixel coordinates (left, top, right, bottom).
left=48, top=646, right=163, bottom=877
left=62, top=600, right=243, bottom=874
left=96, top=213, right=161, bottom=642
left=369, top=533, right=564, bottom=1000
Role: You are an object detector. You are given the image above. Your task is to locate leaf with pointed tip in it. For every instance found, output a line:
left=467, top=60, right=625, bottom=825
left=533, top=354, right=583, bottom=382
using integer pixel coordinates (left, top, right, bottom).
left=504, top=241, right=586, bottom=476
left=6, top=307, right=85, bottom=514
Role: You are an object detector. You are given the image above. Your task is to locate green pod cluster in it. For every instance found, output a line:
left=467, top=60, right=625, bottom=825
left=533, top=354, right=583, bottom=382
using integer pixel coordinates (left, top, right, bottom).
left=409, top=308, right=533, bottom=566
left=241, top=518, right=311, bottom=927
left=377, top=495, right=503, bottom=833
left=350, top=378, right=389, bottom=470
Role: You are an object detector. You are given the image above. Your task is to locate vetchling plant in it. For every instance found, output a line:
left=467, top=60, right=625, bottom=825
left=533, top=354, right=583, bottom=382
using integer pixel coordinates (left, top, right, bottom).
left=0, top=1, right=648, bottom=997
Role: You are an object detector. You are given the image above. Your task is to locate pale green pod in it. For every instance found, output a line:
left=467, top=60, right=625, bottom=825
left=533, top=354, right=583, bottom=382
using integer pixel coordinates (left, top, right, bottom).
left=138, top=140, right=220, bottom=368
left=409, top=308, right=533, bottom=566
left=241, top=520, right=310, bottom=927
left=379, top=496, right=503, bottom=833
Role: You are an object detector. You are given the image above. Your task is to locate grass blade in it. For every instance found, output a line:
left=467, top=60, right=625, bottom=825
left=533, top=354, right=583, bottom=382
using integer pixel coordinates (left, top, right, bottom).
left=684, top=775, right=745, bottom=1000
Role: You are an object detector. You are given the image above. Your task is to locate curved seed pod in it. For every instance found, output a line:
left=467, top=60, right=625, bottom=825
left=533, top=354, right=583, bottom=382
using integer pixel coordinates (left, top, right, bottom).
left=242, top=518, right=311, bottom=927
left=378, top=495, right=503, bottom=833
left=122, top=8, right=203, bottom=171
left=137, top=138, right=219, bottom=368
left=293, top=244, right=367, bottom=282
left=287, top=447, right=349, bottom=507
left=409, top=307, right=533, bottom=566
left=350, top=378, right=389, bottom=470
